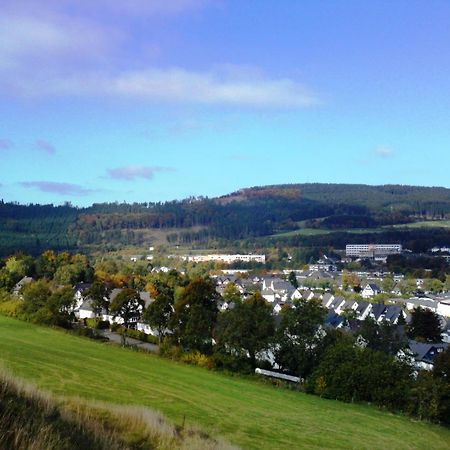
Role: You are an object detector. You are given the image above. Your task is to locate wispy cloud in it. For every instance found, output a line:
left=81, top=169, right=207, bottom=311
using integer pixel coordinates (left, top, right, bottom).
left=3, top=0, right=216, bottom=18
left=107, top=165, right=175, bottom=181
left=0, top=2, right=319, bottom=109
left=374, top=146, right=394, bottom=158
left=229, top=154, right=252, bottom=161
left=20, top=181, right=95, bottom=195
left=34, top=139, right=56, bottom=155
left=0, top=139, right=13, bottom=150
left=3, top=67, right=320, bottom=108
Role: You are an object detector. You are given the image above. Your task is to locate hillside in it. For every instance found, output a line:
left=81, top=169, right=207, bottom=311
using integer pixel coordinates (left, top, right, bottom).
left=0, top=315, right=449, bottom=449
left=2, top=183, right=450, bottom=255
left=0, top=369, right=233, bottom=450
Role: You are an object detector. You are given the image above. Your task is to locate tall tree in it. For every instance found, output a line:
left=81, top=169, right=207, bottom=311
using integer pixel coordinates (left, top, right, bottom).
left=215, top=292, right=274, bottom=369
left=407, top=307, right=443, bottom=343
left=288, top=271, right=298, bottom=289
left=171, top=278, right=219, bottom=354
left=274, top=298, right=327, bottom=378
left=86, top=281, right=111, bottom=317
left=110, top=288, right=144, bottom=344
left=143, top=293, right=174, bottom=344
left=357, top=317, right=407, bottom=355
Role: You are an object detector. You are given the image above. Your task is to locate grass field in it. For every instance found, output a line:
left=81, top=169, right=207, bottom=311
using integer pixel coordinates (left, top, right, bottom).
left=272, top=227, right=387, bottom=238
left=1, top=316, right=450, bottom=449
left=391, top=220, right=450, bottom=229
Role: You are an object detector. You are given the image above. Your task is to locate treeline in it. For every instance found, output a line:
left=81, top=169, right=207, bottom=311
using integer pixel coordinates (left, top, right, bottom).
left=2, top=183, right=450, bottom=255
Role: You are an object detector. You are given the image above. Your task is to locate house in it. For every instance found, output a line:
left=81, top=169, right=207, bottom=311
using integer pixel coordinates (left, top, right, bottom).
left=261, top=289, right=277, bottom=303
left=329, top=297, right=346, bottom=314
left=408, top=340, right=449, bottom=371
left=442, top=319, right=450, bottom=343
left=290, top=288, right=303, bottom=301
left=404, top=297, right=439, bottom=313
left=324, top=311, right=345, bottom=329
left=355, top=301, right=372, bottom=320
left=437, top=299, right=450, bottom=317
left=12, top=276, right=34, bottom=296
left=361, top=283, right=381, bottom=299
left=73, top=282, right=92, bottom=309
left=302, top=290, right=315, bottom=301
left=382, top=305, right=405, bottom=324
left=77, top=298, right=96, bottom=319
left=321, top=293, right=335, bottom=308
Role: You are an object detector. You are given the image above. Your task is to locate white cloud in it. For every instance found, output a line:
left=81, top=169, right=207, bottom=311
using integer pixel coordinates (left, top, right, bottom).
left=3, top=68, right=319, bottom=108
left=0, top=1, right=319, bottom=109
left=374, top=146, right=394, bottom=158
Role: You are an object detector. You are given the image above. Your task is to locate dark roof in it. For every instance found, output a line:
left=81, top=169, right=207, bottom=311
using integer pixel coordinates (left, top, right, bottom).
left=325, top=311, right=344, bottom=328
left=356, top=301, right=370, bottom=314
left=371, top=304, right=386, bottom=320
left=367, top=283, right=381, bottom=291
left=73, top=282, right=92, bottom=292
left=408, top=340, right=449, bottom=364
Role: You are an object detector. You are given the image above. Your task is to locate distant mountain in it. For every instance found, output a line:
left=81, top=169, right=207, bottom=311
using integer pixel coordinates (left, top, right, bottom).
left=1, top=183, right=450, bottom=255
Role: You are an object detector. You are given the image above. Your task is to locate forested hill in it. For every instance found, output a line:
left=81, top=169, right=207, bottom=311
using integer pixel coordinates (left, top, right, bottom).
left=1, top=183, right=450, bottom=255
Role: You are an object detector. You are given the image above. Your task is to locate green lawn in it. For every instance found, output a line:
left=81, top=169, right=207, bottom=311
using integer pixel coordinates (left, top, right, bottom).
left=272, top=227, right=387, bottom=238
left=0, top=316, right=449, bottom=449
left=390, top=220, right=450, bottom=229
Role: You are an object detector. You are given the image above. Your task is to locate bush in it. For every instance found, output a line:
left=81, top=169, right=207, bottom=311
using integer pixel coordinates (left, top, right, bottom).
left=159, top=340, right=183, bottom=360
left=212, top=349, right=253, bottom=374
left=408, top=371, right=450, bottom=425
left=181, top=351, right=215, bottom=369
left=308, top=341, right=413, bottom=411
left=72, top=326, right=108, bottom=341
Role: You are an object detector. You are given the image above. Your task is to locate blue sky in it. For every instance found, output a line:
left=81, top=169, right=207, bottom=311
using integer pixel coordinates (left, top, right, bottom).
left=1, top=0, right=450, bottom=206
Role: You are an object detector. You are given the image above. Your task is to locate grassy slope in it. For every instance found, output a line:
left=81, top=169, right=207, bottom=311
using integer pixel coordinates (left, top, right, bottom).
left=0, top=316, right=449, bottom=450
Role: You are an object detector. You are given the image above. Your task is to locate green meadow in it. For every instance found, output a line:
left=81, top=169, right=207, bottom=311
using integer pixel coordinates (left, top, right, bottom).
left=0, top=315, right=449, bottom=449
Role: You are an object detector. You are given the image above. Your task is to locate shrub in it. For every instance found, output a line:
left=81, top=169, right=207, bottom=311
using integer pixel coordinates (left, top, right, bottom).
left=181, top=351, right=215, bottom=370
left=159, top=340, right=183, bottom=360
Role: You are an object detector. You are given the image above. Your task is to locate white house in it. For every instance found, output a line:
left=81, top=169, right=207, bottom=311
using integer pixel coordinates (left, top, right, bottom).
left=361, top=283, right=381, bottom=299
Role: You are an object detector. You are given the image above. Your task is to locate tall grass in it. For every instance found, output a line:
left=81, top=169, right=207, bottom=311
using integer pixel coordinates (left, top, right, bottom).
left=0, top=368, right=236, bottom=450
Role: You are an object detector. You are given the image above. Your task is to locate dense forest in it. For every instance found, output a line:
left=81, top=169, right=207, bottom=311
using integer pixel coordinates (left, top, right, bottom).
left=1, top=183, right=450, bottom=256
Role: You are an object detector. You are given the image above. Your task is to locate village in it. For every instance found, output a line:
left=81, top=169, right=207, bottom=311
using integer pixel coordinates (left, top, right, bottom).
left=26, top=242, right=445, bottom=374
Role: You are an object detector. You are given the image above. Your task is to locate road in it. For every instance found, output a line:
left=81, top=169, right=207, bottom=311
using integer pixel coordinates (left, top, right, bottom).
left=99, top=330, right=158, bottom=353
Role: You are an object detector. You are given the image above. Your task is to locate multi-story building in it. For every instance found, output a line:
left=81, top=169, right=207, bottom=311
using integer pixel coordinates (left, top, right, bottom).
left=346, top=244, right=402, bottom=258
left=180, top=254, right=266, bottom=264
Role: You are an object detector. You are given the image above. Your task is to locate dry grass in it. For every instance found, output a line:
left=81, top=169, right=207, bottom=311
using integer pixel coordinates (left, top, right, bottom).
left=0, top=368, right=237, bottom=450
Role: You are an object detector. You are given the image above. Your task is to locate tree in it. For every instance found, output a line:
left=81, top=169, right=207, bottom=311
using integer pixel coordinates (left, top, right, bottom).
left=42, top=287, right=76, bottom=327
left=86, top=281, right=111, bottom=317
left=382, top=276, right=394, bottom=293
left=171, top=278, right=219, bottom=354
left=407, top=308, right=443, bottom=342
left=433, top=346, right=450, bottom=381
left=143, top=293, right=174, bottom=344
left=21, top=280, right=52, bottom=319
left=288, top=271, right=298, bottom=289
left=357, top=317, right=407, bottom=356
left=274, top=298, right=327, bottom=378
left=410, top=371, right=450, bottom=425
left=422, top=278, right=443, bottom=294
left=110, top=288, right=144, bottom=344
left=308, top=340, right=412, bottom=410
left=221, top=282, right=242, bottom=304
left=215, top=292, right=274, bottom=369
left=342, top=271, right=360, bottom=292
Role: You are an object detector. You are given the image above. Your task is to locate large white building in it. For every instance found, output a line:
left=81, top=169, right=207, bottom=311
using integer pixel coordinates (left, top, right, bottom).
left=346, top=244, right=402, bottom=258
left=180, top=254, right=266, bottom=264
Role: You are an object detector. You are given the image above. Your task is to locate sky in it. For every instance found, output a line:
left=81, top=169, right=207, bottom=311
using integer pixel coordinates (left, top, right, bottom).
left=1, top=0, right=450, bottom=206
